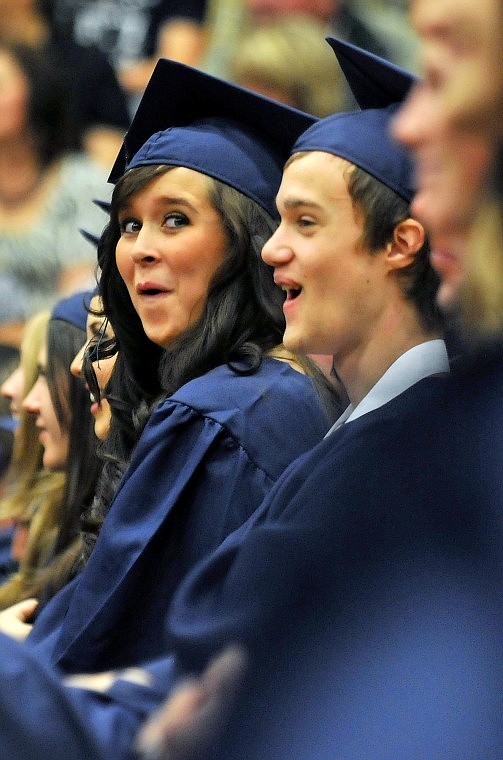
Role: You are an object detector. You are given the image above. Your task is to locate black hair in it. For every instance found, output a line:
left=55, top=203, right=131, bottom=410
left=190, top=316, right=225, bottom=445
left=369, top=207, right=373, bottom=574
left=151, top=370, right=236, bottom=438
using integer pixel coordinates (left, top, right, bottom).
left=75, top=301, right=149, bottom=569
left=38, top=317, right=101, bottom=602
left=99, top=164, right=285, bottom=399
left=346, top=165, right=443, bottom=333
left=0, top=40, right=82, bottom=166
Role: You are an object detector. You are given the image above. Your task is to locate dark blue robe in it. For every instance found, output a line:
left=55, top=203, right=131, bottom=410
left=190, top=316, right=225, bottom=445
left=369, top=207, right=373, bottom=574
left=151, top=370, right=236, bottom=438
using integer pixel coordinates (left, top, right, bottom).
left=26, top=358, right=330, bottom=672
left=0, top=359, right=502, bottom=759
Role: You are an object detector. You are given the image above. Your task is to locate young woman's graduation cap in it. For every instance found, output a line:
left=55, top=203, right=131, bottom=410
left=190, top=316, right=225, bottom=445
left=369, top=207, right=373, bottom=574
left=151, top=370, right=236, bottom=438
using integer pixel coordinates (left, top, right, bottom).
left=109, top=60, right=317, bottom=218
left=292, top=38, right=418, bottom=203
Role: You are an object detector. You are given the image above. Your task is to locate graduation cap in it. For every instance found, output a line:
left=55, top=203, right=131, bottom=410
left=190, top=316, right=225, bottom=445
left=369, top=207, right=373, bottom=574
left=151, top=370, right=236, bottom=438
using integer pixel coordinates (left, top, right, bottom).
left=51, top=291, right=94, bottom=331
left=108, top=59, right=317, bottom=218
left=292, top=37, right=418, bottom=202
left=79, top=228, right=100, bottom=248
left=326, top=37, right=415, bottom=110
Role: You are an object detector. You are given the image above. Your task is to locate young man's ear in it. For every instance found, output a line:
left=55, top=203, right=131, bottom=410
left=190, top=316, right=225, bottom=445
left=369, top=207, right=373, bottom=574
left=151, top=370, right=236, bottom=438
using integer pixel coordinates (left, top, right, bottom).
left=387, top=218, right=426, bottom=270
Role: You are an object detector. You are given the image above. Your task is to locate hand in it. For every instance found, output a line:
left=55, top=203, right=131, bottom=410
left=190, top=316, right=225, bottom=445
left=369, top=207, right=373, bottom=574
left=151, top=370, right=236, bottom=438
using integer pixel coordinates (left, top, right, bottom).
left=0, top=598, right=38, bottom=641
left=134, top=644, right=248, bottom=760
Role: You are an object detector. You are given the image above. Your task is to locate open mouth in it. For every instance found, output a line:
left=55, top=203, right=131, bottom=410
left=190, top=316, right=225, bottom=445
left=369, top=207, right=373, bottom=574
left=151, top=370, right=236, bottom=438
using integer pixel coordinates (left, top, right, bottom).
left=283, top=286, right=302, bottom=301
left=136, top=283, right=169, bottom=297
left=138, top=288, right=166, bottom=296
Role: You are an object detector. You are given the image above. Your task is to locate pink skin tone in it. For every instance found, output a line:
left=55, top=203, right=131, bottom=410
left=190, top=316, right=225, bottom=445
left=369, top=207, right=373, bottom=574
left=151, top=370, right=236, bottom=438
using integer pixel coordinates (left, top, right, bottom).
left=70, top=296, right=117, bottom=442
left=391, top=0, right=500, bottom=310
left=0, top=48, right=29, bottom=141
left=22, top=344, right=69, bottom=471
left=1, top=365, right=25, bottom=420
left=115, top=168, right=227, bottom=349
left=261, top=151, right=427, bottom=405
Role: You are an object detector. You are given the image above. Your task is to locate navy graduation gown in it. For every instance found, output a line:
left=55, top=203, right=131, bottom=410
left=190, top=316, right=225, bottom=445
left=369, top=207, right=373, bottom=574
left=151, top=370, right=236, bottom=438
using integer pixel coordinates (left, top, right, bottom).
left=166, top=367, right=503, bottom=668
left=168, top=363, right=503, bottom=760
left=0, top=362, right=502, bottom=758
left=27, top=358, right=329, bottom=671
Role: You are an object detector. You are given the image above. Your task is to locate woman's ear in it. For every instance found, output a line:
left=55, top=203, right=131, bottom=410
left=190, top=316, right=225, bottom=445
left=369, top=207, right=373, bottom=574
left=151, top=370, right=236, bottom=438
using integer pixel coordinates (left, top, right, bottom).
left=386, top=218, right=426, bottom=271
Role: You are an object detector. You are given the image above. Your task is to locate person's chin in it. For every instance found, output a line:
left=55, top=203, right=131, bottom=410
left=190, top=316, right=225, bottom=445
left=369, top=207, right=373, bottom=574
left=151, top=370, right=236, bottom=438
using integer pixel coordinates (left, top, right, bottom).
left=435, top=273, right=464, bottom=313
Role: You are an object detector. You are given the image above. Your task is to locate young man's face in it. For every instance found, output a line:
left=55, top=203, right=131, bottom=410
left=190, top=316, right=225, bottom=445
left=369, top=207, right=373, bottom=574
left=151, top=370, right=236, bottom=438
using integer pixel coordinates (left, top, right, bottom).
left=392, top=0, right=501, bottom=309
left=261, top=152, right=391, bottom=368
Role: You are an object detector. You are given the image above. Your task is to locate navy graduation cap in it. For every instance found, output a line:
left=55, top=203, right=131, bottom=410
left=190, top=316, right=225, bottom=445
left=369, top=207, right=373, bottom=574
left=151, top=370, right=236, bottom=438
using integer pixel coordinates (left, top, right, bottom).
left=51, top=291, right=94, bottom=331
left=109, top=59, right=317, bottom=218
left=292, top=37, right=417, bottom=203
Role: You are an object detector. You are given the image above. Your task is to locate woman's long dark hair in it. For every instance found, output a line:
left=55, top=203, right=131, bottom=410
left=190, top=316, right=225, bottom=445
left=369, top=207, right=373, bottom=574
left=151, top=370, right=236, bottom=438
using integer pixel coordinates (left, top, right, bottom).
left=99, top=164, right=285, bottom=400
left=35, top=317, right=101, bottom=604
left=0, top=40, right=82, bottom=166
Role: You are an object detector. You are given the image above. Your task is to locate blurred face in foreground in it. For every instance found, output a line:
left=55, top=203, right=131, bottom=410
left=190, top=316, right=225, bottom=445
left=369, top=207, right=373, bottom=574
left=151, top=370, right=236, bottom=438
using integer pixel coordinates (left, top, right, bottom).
left=392, top=0, right=502, bottom=310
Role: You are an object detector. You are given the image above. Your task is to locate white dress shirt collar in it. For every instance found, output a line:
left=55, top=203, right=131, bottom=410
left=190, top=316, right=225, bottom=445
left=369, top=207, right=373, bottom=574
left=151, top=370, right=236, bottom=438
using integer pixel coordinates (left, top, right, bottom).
left=326, top=339, right=449, bottom=437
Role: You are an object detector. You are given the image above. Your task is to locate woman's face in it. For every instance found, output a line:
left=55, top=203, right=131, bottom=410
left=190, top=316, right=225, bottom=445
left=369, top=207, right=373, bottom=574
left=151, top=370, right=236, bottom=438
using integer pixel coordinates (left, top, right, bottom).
left=115, top=168, right=228, bottom=348
left=22, top=344, right=69, bottom=471
left=0, top=49, right=29, bottom=141
left=70, top=295, right=117, bottom=441
left=1, top=365, right=25, bottom=420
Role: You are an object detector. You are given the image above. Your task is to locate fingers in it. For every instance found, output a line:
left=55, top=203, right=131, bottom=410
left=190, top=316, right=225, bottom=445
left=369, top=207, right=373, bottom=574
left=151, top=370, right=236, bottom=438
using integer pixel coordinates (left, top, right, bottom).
left=134, top=644, right=248, bottom=760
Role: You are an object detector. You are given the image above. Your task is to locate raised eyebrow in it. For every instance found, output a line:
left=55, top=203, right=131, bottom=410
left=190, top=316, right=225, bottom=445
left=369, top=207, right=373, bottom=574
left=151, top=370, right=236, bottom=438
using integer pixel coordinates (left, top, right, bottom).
left=118, top=197, right=198, bottom=215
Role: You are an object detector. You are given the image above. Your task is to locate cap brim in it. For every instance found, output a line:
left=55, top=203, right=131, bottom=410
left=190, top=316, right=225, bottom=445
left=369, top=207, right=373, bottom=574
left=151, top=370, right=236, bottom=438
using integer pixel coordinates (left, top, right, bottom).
left=326, top=36, right=416, bottom=109
left=109, top=59, right=316, bottom=183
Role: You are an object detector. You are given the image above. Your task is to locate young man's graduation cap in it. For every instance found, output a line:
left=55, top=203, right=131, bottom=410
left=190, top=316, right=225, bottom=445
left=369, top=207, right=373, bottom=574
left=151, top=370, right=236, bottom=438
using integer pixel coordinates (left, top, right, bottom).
left=108, top=60, right=317, bottom=218
left=292, top=37, right=418, bottom=202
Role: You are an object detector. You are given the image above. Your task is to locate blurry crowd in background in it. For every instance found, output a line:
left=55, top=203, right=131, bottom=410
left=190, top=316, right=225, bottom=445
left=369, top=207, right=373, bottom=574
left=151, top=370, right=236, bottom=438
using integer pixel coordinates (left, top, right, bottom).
left=0, top=0, right=417, bottom=493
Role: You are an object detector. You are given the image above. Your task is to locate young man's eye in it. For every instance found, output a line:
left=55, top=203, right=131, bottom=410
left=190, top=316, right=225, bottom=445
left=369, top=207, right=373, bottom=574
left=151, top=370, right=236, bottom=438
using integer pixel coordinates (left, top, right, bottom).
left=164, top=213, right=188, bottom=229
left=298, top=216, right=316, bottom=228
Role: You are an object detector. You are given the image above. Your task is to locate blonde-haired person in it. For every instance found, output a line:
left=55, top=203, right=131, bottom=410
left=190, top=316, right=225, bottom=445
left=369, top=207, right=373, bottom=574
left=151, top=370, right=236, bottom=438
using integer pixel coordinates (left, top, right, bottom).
left=231, top=15, right=346, bottom=116
left=0, top=310, right=66, bottom=606
left=0, top=294, right=101, bottom=613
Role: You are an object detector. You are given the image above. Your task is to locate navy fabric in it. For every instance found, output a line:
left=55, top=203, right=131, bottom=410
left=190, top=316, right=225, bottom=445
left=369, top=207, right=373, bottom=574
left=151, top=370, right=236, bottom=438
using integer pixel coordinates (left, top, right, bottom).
left=51, top=291, right=93, bottom=331
left=126, top=118, right=284, bottom=219
left=166, top=359, right=503, bottom=759
left=326, top=36, right=416, bottom=110
left=0, top=524, right=15, bottom=583
left=27, top=358, right=329, bottom=672
left=0, top=362, right=502, bottom=757
left=292, top=37, right=417, bottom=203
left=109, top=58, right=317, bottom=217
left=293, top=103, right=415, bottom=202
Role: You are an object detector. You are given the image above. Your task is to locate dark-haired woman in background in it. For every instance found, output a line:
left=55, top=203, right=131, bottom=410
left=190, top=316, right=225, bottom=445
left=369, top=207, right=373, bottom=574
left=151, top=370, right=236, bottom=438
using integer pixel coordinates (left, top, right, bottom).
left=0, top=41, right=109, bottom=347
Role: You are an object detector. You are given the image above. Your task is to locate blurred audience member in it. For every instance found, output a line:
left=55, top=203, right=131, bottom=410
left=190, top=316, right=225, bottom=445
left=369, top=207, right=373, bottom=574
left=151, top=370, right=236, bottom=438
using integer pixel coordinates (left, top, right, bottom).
left=204, top=0, right=392, bottom=89
left=0, top=41, right=110, bottom=348
left=44, top=0, right=209, bottom=112
left=231, top=15, right=346, bottom=116
left=0, top=0, right=130, bottom=167
left=0, top=310, right=66, bottom=595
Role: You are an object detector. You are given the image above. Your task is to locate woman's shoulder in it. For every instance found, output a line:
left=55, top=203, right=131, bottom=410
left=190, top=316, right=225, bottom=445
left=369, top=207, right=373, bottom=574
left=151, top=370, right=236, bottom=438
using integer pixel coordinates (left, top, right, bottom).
left=169, top=358, right=320, bottom=415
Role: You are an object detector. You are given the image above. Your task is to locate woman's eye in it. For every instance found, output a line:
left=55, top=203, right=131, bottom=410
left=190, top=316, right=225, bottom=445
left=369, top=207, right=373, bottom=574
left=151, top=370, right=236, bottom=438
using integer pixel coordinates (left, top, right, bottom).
left=119, top=219, right=141, bottom=234
left=164, top=213, right=188, bottom=229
